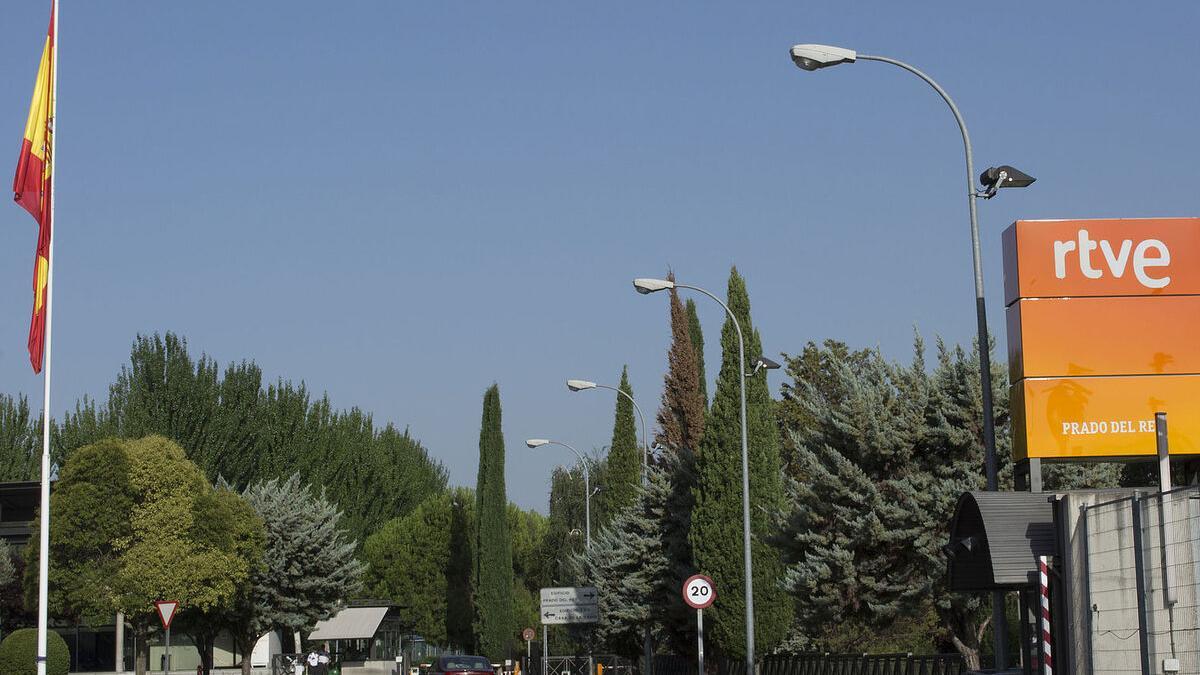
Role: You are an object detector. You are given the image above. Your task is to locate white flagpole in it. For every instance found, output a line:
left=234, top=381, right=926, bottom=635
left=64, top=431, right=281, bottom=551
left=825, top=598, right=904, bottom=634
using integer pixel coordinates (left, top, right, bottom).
left=35, top=1, right=59, bottom=674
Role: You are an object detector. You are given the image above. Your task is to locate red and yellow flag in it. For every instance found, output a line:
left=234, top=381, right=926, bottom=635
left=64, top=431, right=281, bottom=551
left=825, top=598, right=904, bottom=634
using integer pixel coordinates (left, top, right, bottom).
left=12, top=5, right=55, bottom=374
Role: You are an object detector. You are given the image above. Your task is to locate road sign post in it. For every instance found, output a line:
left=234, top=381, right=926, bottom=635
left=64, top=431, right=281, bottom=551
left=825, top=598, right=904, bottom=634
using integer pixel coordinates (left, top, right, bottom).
left=154, top=601, right=179, bottom=675
left=522, top=628, right=535, bottom=660
left=683, top=576, right=715, bottom=675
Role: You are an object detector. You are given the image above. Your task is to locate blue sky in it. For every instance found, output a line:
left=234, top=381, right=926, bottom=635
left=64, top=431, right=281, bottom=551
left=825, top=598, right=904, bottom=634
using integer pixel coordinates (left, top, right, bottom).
left=2, top=1, right=1197, bottom=511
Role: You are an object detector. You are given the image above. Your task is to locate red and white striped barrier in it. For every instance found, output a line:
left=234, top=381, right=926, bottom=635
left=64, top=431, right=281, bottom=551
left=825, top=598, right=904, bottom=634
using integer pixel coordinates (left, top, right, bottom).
left=1039, top=556, right=1053, bottom=675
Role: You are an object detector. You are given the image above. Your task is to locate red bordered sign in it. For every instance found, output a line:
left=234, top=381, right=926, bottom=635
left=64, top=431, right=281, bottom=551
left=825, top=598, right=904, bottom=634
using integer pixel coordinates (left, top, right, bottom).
left=154, top=600, right=180, bottom=630
left=682, top=574, right=715, bottom=610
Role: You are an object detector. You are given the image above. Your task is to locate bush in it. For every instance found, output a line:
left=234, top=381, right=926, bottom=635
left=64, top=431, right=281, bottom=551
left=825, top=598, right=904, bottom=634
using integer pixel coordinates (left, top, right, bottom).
left=0, top=628, right=70, bottom=675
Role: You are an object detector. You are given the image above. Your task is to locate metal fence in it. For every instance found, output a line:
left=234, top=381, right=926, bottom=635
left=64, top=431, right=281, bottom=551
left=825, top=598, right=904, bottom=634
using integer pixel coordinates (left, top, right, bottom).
left=1082, top=486, right=1200, bottom=675
left=638, top=653, right=962, bottom=675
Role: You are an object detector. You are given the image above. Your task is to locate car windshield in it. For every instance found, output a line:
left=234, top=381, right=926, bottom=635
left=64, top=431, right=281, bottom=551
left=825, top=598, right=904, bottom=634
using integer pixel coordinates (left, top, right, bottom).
left=441, top=657, right=493, bottom=671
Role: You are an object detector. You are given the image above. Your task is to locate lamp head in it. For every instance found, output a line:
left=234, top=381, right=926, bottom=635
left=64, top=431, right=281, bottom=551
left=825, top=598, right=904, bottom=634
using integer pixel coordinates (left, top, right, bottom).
left=526, top=439, right=550, bottom=449
left=749, top=355, right=783, bottom=377
left=789, top=44, right=857, bottom=71
left=566, top=379, right=597, bottom=392
left=633, top=278, right=675, bottom=294
left=979, top=165, right=1036, bottom=198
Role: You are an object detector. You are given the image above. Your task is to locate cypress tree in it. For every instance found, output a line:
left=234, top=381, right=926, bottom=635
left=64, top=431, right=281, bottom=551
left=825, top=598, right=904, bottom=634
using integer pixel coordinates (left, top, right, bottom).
left=691, top=267, right=792, bottom=659
left=655, top=272, right=705, bottom=455
left=604, top=367, right=641, bottom=516
left=686, top=300, right=708, bottom=406
left=650, top=271, right=707, bottom=653
left=474, top=384, right=514, bottom=657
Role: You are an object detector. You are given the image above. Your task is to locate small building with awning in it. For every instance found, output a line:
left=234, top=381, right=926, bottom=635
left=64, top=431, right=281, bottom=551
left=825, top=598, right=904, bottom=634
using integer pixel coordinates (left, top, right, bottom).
left=308, top=604, right=409, bottom=663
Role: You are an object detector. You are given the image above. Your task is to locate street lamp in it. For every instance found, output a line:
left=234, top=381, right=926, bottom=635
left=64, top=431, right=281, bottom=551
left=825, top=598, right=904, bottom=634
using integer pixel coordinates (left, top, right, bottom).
left=787, top=42, right=1035, bottom=668
left=632, top=277, right=761, bottom=675
left=527, top=438, right=592, bottom=550
left=566, top=379, right=650, bottom=484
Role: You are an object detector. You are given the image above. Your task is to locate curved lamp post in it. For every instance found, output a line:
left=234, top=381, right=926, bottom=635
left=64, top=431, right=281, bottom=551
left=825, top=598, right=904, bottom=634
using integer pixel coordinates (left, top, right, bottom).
left=566, top=379, right=650, bottom=484
left=788, top=43, right=1036, bottom=669
left=527, top=438, right=591, bottom=550
left=633, top=277, right=778, bottom=675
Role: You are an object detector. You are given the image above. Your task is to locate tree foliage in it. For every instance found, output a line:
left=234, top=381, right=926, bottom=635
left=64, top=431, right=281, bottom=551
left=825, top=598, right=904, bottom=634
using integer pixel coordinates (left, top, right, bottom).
left=604, top=367, right=641, bottom=517
left=52, top=332, right=448, bottom=544
left=28, top=436, right=259, bottom=675
left=0, top=627, right=69, bottom=675
left=226, top=473, right=363, bottom=675
left=474, top=385, right=514, bottom=658
left=364, top=489, right=475, bottom=648
left=0, top=394, right=38, bottom=481
left=685, top=300, right=708, bottom=406
left=691, top=267, right=791, bottom=659
left=655, top=273, right=705, bottom=457
left=571, top=464, right=671, bottom=658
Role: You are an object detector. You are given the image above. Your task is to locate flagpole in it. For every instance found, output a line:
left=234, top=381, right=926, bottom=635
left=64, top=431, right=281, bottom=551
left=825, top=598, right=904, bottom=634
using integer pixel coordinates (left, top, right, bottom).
left=35, top=1, right=58, bottom=674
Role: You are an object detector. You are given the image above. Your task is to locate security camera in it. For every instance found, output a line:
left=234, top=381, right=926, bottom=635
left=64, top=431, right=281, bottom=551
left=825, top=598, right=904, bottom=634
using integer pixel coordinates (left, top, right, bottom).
left=789, top=44, right=857, bottom=71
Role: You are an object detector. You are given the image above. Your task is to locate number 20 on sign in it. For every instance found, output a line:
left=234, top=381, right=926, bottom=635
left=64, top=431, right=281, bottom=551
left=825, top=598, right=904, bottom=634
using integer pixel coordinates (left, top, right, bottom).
left=683, top=574, right=715, bottom=675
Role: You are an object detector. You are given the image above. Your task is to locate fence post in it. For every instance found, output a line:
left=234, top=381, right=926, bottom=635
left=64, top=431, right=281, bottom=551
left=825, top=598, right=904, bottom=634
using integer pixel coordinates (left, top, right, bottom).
left=1079, top=503, right=1094, bottom=675
left=1131, top=494, right=1152, bottom=675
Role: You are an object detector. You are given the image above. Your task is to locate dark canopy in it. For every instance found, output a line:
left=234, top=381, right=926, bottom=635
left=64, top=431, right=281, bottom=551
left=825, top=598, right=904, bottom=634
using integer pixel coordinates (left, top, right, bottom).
left=946, top=491, right=1057, bottom=590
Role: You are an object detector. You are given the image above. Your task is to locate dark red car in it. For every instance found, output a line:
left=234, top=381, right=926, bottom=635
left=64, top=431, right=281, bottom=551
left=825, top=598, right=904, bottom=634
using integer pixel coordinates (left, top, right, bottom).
left=429, top=655, right=496, bottom=675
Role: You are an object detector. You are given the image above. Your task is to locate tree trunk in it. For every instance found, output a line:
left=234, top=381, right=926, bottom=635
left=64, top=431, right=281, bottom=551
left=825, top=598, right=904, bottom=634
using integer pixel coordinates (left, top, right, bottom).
left=134, top=624, right=149, bottom=675
left=240, top=630, right=256, bottom=675
left=948, top=614, right=990, bottom=672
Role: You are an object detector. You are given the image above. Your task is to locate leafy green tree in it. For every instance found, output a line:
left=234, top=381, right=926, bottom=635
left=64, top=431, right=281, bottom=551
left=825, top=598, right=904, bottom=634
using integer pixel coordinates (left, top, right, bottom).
left=0, top=394, right=38, bottom=481
left=176, top=483, right=265, bottom=675
left=685, top=299, right=708, bottom=405
left=229, top=474, right=364, bottom=675
left=474, top=385, right=514, bottom=658
left=446, top=489, right=476, bottom=649
left=53, top=332, right=449, bottom=545
left=603, top=368, right=641, bottom=517
left=365, top=490, right=480, bottom=647
left=691, top=267, right=791, bottom=659
left=28, top=436, right=257, bottom=675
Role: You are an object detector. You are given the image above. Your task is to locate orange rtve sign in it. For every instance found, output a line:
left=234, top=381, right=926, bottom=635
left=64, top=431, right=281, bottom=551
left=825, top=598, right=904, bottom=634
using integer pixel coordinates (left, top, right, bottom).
left=1003, top=218, right=1200, bottom=460
left=1003, top=217, right=1200, bottom=303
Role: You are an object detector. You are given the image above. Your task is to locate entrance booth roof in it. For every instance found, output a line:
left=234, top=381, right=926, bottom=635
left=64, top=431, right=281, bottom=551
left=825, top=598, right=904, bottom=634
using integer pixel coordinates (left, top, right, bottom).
left=947, top=491, right=1057, bottom=590
left=308, top=606, right=390, bottom=640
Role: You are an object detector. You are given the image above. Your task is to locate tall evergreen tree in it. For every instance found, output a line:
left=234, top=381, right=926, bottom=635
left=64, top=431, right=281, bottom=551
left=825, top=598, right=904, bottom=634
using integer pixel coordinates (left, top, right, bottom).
left=650, top=271, right=707, bottom=653
left=604, top=367, right=641, bottom=516
left=691, top=267, right=791, bottom=659
left=655, top=273, right=705, bottom=456
left=686, top=300, right=708, bottom=405
left=474, top=384, right=515, bottom=658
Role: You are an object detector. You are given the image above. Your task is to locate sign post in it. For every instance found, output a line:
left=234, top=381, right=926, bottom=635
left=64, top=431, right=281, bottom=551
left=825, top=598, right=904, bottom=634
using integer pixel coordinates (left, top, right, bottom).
left=154, top=601, right=179, bottom=675
left=522, top=628, right=535, bottom=661
left=540, top=588, right=599, bottom=675
left=682, top=575, right=715, bottom=675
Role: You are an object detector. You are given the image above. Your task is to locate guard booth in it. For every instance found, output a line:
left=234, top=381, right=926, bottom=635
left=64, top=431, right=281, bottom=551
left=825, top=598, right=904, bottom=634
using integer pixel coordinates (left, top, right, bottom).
left=949, top=488, right=1200, bottom=675
left=947, top=492, right=1059, bottom=674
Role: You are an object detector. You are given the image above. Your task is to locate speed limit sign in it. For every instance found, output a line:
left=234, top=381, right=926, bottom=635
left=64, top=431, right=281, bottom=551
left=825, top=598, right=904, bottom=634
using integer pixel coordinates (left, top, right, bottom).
left=682, top=573, right=715, bottom=609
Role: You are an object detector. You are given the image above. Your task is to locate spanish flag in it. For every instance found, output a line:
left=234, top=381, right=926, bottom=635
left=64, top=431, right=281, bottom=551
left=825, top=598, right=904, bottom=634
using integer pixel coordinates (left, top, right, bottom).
left=12, top=5, right=55, bottom=374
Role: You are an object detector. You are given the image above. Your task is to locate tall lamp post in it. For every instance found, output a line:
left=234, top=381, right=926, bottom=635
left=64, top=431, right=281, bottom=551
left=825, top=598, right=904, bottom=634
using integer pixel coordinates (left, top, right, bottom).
left=566, top=379, right=650, bottom=484
left=632, top=277, right=779, bottom=675
left=787, top=43, right=1036, bottom=668
left=527, top=438, right=592, bottom=550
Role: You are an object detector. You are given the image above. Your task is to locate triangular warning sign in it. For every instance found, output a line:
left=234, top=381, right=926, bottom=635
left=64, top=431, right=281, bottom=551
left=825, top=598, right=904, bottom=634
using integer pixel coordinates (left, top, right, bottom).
left=155, top=601, right=179, bottom=630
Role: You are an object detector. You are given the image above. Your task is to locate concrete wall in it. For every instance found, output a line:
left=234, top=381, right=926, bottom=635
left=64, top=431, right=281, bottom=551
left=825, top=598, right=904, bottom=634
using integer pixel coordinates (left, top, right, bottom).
left=1061, top=488, right=1200, bottom=675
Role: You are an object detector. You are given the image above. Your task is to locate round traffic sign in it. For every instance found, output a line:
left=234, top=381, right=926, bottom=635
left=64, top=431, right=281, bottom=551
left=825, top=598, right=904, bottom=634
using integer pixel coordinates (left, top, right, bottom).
left=522, top=627, right=536, bottom=642
left=682, top=574, right=715, bottom=609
